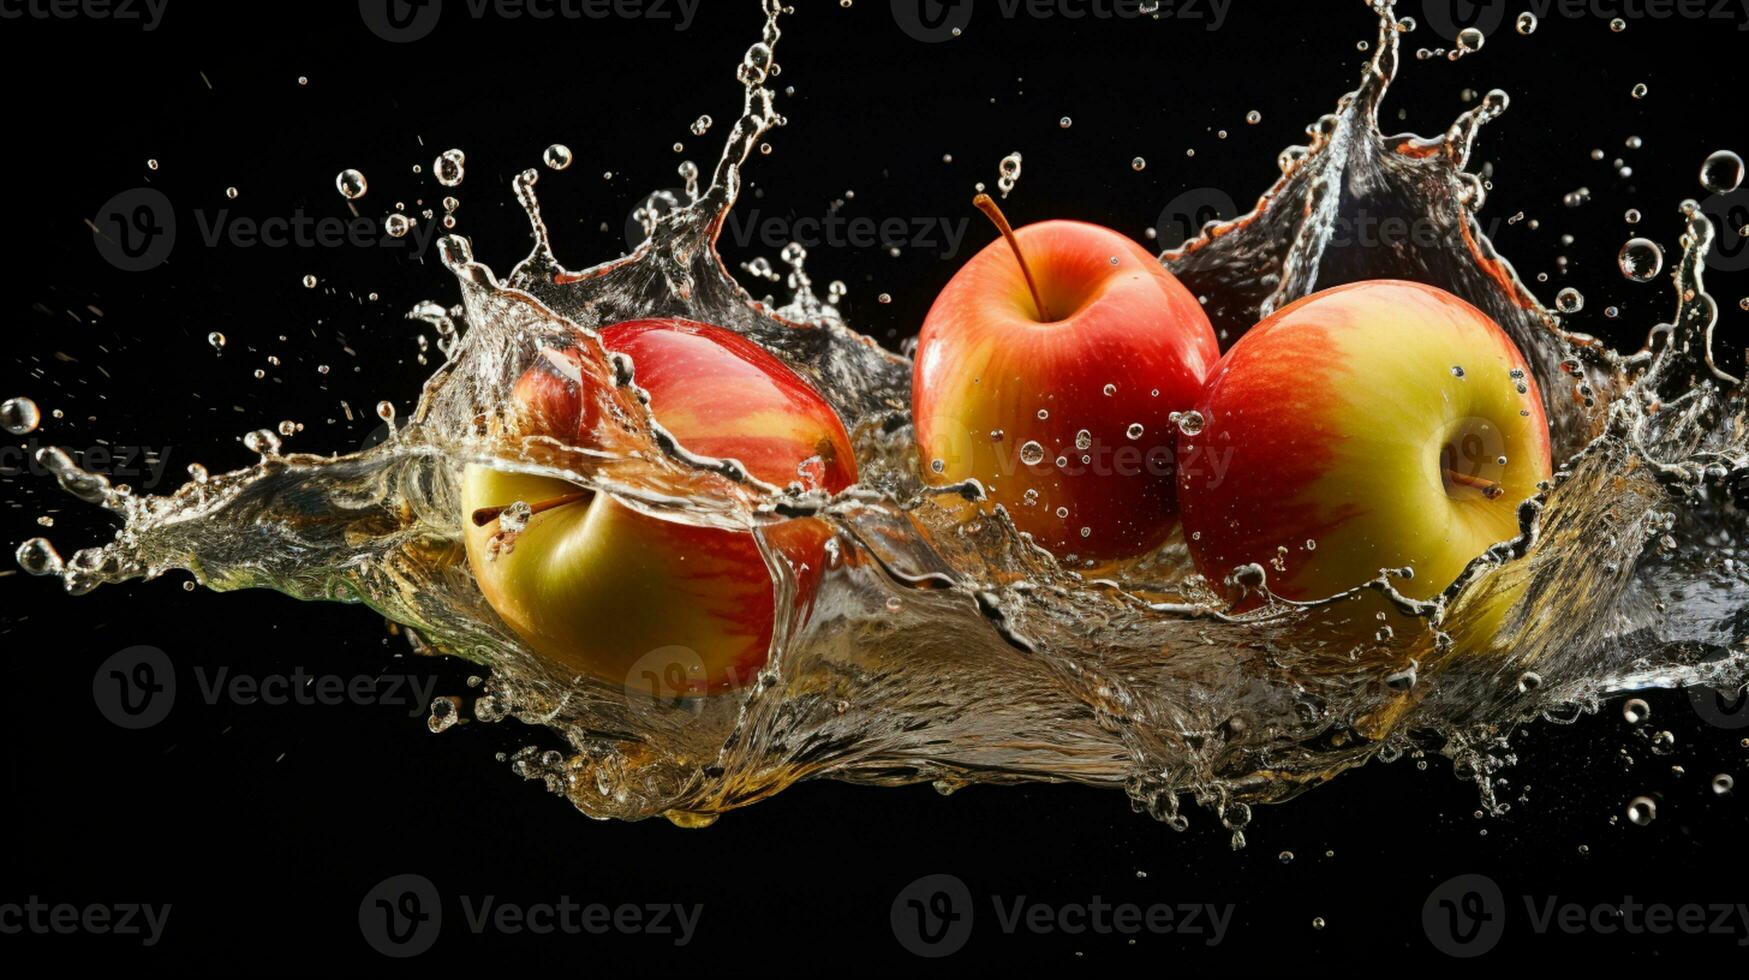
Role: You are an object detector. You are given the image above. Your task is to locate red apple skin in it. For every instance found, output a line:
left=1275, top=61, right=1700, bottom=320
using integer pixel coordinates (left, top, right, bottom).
left=462, top=319, right=857, bottom=694
left=1176, top=280, right=1552, bottom=625
left=913, top=220, right=1219, bottom=561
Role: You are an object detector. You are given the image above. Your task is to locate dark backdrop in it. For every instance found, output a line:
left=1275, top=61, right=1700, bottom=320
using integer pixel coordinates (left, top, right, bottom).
left=2, top=1, right=1746, bottom=974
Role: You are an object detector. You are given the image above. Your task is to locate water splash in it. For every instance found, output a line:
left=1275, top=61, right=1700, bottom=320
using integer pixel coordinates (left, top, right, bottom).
left=13, top=0, right=1749, bottom=833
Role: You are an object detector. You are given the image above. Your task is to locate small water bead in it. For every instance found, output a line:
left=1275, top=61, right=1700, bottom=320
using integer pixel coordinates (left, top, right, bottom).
left=1630, top=82, right=1648, bottom=99
left=690, top=114, right=713, bottom=136
left=1019, top=441, right=1046, bottom=466
left=16, top=537, right=63, bottom=576
left=1617, top=238, right=1663, bottom=282
left=1102, top=383, right=1117, bottom=397
left=1055, top=506, right=1069, bottom=519
left=1610, top=17, right=1627, bottom=31
left=0, top=395, right=41, bottom=436
left=207, top=331, right=226, bottom=351
left=301, top=274, right=319, bottom=289
left=1311, top=917, right=1327, bottom=931
left=1555, top=287, right=1584, bottom=313
left=1126, top=423, right=1145, bottom=440
left=243, top=429, right=282, bottom=455
left=434, top=148, right=466, bottom=187
left=1715, top=774, right=1735, bottom=795
left=996, top=151, right=1023, bottom=198
left=1173, top=410, right=1205, bottom=436
left=1700, top=150, right=1745, bottom=194
left=335, top=169, right=367, bottom=200
left=1626, top=796, right=1657, bottom=826
left=1245, top=110, right=1262, bottom=125
left=930, top=458, right=945, bottom=474
left=1131, top=157, right=1146, bottom=172
left=1036, top=409, right=1049, bottom=421
left=147, top=158, right=159, bottom=171
left=384, top=213, right=412, bottom=239
left=543, top=144, right=574, bottom=171
left=1515, top=11, right=1537, bottom=33
left=1455, top=27, right=1485, bottom=52
left=1450, top=365, right=1466, bottom=379
left=1517, top=671, right=1542, bottom=694
left=376, top=400, right=396, bottom=423
left=1650, top=729, right=1676, bottom=755
left=1058, top=116, right=1072, bottom=129
left=1624, top=208, right=1641, bottom=224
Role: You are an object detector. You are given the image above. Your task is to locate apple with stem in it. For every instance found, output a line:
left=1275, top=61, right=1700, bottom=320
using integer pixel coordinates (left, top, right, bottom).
left=1176, top=279, right=1552, bottom=649
left=461, top=319, right=857, bottom=695
left=912, top=194, right=1220, bottom=561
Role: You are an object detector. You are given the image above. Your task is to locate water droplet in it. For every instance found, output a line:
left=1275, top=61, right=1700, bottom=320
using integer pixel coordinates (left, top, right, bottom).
left=1555, top=287, right=1584, bottom=313
left=1517, top=671, right=1542, bottom=693
left=1131, top=157, right=1146, bottom=172
left=376, top=400, right=396, bottom=422
left=1126, top=423, right=1145, bottom=440
left=1102, top=383, right=1117, bottom=397
left=1450, top=365, right=1466, bottom=379
left=335, top=169, right=367, bottom=200
left=1714, top=774, right=1735, bottom=795
left=1625, top=796, right=1657, bottom=826
left=690, top=114, right=713, bottom=136
left=384, top=213, right=412, bottom=239
left=543, top=144, right=574, bottom=171
left=1515, top=11, right=1537, bottom=33
left=1311, top=916, right=1327, bottom=931
left=1245, top=110, right=1262, bottom=125
left=16, top=537, right=63, bottom=577
left=1058, top=116, right=1072, bottom=129
left=1456, top=27, right=1484, bottom=52
left=1075, top=430, right=1093, bottom=451
left=1610, top=16, right=1627, bottom=31
left=207, top=331, right=226, bottom=351
left=1617, top=238, right=1664, bottom=282
left=1630, top=82, right=1648, bottom=100
left=1278, top=850, right=1294, bottom=864
left=434, top=148, right=466, bottom=187
left=1173, top=411, right=1205, bottom=436
left=1019, top=441, right=1046, bottom=466
left=1700, top=149, right=1744, bottom=194
left=1, top=396, right=41, bottom=435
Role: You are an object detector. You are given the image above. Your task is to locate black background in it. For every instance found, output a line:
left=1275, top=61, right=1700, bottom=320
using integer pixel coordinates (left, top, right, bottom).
left=3, top=0, right=1748, bottom=974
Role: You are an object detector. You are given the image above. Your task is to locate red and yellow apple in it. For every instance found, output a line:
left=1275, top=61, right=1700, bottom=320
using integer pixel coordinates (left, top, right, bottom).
left=461, top=318, right=857, bottom=695
left=913, top=196, right=1220, bottom=561
left=1176, top=279, right=1551, bottom=639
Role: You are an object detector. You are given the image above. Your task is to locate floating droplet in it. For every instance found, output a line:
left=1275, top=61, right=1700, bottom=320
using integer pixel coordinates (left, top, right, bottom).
left=1515, top=11, right=1537, bottom=33
left=1555, top=287, right=1584, bottom=313
left=1131, top=157, right=1146, bottom=172
left=1019, top=441, right=1046, bottom=466
left=1622, top=698, right=1650, bottom=724
left=1173, top=411, right=1205, bottom=436
left=207, top=331, right=226, bottom=351
left=335, top=169, right=367, bottom=200
left=1714, top=774, right=1735, bottom=795
left=1630, top=82, right=1648, bottom=100
left=1700, top=149, right=1744, bottom=194
left=1, top=396, right=41, bottom=435
left=384, top=213, right=412, bottom=239
left=1625, top=796, right=1657, bottom=826
left=434, top=148, right=466, bottom=187
left=1617, top=238, right=1663, bottom=282
left=543, top=144, right=574, bottom=171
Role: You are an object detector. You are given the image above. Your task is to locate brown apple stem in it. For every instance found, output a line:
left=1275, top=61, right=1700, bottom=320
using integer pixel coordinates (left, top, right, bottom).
left=1445, top=469, right=1505, bottom=500
left=471, top=491, right=591, bottom=527
left=973, top=193, right=1052, bottom=322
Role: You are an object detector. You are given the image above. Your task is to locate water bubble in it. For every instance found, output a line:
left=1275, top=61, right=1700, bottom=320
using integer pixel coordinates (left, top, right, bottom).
left=997, top=151, right=1023, bottom=198
left=1036, top=409, right=1049, bottom=421
left=1131, top=157, right=1146, bottom=172
left=1455, top=27, right=1485, bottom=52
left=376, top=400, right=396, bottom=423
left=384, top=213, right=412, bottom=239
left=428, top=696, right=460, bottom=734
left=207, top=331, right=226, bottom=351
left=1278, top=850, right=1294, bottom=864
left=1245, top=110, right=1262, bottom=125
left=1622, top=698, right=1650, bottom=724
left=335, top=169, right=367, bottom=200
left=243, top=429, right=282, bottom=455
left=1700, top=150, right=1744, bottom=194
left=1, top=396, right=41, bottom=435
left=1617, top=238, right=1664, bottom=282
left=1075, top=430, right=1093, bottom=451
left=1102, top=383, right=1117, bottom=397
left=1450, top=365, right=1466, bottom=379
left=690, top=114, right=713, bottom=136
left=1625, top=796, right=1657, bottom=826
left=1517, top=671, right=1542, bottom=693
left=434, top=148, right=466, bottom=187
left=1019, top=441, right=1046, bottom=466
left=1630, top=82, right=1648, bottom=100
left=1624, top=208, right=1641, bottom=224
left=1610, top=16, right=1627, bottom=31
left=1173, top=411, right=1205, bottom=436
left=1515, top=12, right=1537, bottom=33
left=1058, top=116, right=1072, bottom=129
left=1555, top=287, right=1584, bottom=313
left=1311, top=917, right=1327, bottom=931
left=543, top=144, right=574, bottom=171
left=1126, top=423, right=1145, bottom=440
left=16, top=537, right=63, bottom=577
left=1714, top=774, right=1735, bottom=795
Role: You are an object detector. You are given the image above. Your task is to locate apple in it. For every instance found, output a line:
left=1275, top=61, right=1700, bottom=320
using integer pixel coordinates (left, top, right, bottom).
left=912, top=195, right=1220, bottom=561
left=460, top=318, right=857, bottom=695
left=1176, top=279, right=1552, bottom=645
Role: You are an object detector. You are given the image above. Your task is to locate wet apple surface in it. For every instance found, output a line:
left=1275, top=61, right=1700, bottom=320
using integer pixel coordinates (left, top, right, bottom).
left=461, top=319, right=858, bottom=694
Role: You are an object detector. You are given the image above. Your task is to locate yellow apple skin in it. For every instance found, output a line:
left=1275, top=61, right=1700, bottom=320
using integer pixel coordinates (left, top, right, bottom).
left=1176, top=280, right=1553, bottom=651
left=461, top=320, right=856, bottom=695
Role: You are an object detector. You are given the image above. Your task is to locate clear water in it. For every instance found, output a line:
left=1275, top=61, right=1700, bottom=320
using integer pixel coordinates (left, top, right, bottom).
left=14, top=0, right=1749, bottom=837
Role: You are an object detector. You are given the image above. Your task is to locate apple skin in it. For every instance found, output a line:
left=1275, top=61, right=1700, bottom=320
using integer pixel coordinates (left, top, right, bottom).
left=913, top=220, right=1219, bottom=561
left=461, top=319, right=857, bottom=695
left=1176, top=279, right=1552, bottom=640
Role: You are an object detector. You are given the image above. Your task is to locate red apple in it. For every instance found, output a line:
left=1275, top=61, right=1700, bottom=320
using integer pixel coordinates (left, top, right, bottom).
left=461, top=319, right=857, bottom=695
left=1176, top=280, right=1552, bottom=645
left=912, top=195, right=1220, bottom=561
